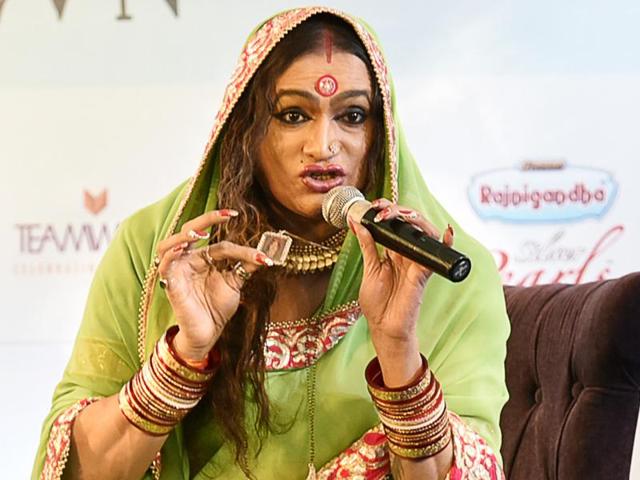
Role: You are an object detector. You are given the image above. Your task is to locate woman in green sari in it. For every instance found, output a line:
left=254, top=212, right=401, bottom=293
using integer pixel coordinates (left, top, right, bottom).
left=33, top=7, right=509, bottom=480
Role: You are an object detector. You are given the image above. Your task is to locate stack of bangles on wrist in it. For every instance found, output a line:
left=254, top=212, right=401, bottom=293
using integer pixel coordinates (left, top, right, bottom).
left=365, top=354, right=451, bottom=459
left=118, top=325, right=220, bottom=436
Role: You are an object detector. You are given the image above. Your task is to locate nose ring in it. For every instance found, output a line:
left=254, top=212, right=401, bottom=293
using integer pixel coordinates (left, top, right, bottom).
left=329, top=143, right=340, bottom=155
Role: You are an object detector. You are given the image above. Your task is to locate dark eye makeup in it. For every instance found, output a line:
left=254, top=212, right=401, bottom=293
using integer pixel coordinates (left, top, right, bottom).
left=273, top=105, right=369, bottom=126
left=339, top=107, right=367, bottom=125
left=273, top=108, right=309, bottom=125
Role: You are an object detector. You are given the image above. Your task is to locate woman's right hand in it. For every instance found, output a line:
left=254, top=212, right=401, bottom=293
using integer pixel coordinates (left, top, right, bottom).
left=155, top=209, right=273, bottom=361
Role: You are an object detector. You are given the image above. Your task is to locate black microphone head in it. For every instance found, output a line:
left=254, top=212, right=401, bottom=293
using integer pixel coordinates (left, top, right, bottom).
left=322, top=186, right=365, bottom=229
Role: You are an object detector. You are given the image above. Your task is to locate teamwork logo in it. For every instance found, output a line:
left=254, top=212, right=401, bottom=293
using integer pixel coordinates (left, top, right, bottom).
left=13, top=189, right=118, bottom=275
left=468, top=162, right=618, bottom=223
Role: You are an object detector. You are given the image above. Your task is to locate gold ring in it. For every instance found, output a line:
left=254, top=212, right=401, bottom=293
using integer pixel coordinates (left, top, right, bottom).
left=202, top=247, right=215, bottom=267
left=232, top=261, right=251, bottom=282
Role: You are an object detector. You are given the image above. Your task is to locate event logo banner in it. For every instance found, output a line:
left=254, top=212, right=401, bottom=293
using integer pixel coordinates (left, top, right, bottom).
left=493, top=225, right=625, bottom=286
left=13, top=189, right=118, bottom=275
left=468, top=161, right=618, bottom=223
left=466, top=160, right=626, bottom=285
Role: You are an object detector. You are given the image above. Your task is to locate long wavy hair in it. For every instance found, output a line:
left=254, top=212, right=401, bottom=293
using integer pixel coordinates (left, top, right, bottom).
left=204, top=14, right=385, bottom=475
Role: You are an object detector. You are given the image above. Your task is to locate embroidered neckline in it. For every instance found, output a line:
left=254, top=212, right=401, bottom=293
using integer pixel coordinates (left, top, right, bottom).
left=264, top=302, right=361, bottom=371
left=266, top=300, right=359, bottom=330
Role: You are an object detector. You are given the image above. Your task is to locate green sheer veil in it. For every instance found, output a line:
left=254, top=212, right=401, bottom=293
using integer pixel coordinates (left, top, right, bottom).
left=33, top=7, right=509, bottom=480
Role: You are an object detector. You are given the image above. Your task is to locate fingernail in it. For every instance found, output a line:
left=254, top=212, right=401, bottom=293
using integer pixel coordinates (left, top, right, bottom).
left=256, top=252, right=274, bottom=267
left=447, top=223, right=455, bottom=237
left=220, top=209, right=239, bottom=217
left=188, top=229, right=210, bottom=240
left=373, top=207, right=389, bottom=223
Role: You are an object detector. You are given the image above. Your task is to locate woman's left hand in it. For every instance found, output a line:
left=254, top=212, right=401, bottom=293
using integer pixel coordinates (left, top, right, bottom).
left=349, top=198, right=454, bottom=382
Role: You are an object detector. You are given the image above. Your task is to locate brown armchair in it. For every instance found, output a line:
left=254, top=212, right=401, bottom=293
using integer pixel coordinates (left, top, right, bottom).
left=500, top=273, right=640, bottom=479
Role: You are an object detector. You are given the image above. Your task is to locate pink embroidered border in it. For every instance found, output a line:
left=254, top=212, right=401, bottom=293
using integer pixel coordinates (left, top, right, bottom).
left=41, top=398, right=98, bottom=480
left=317, top=412, right=505, bottom=479
left=448, top=412, right=505, bottom=480
left=318, top=424, right=390, bottom=480
left=41, top=398, right=162, bottom=480
left=264, top=304, right=361, bottom=370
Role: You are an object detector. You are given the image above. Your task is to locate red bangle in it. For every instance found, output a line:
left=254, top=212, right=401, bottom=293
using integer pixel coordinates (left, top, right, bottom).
left=365, top=354, right=431, bottom=402
left=365, top=353, right=451, bottom=459
left=165, top=325, right=221, bottom=373
left=118, top=326, right=219, bottom=436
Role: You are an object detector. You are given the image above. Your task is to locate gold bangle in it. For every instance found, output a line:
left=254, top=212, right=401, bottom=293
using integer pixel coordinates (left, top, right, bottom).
left=149, top=359, right=205, bottom=397
left=141, top=364, right=201, bottom=409
left=387, top=427, right=452, bottom=459
left=366, top=355, right=432, bottom=402
left=384, top=415, right=450, bottom=443
left=126, top=379, right=179, bottom=424
left=387, top=427, right=450, bottom=449
left=118, top=387, right=174, bottom=436
left=377, top=393, right=446, bottom=426
left=374, top=381, right=439, bottom=414
left=117, top=326, right=217, bottom=436
left=156, top=333, right=214, bottom=384
left=134, top=371, right=193, bottom=418
left=375, top=387, right=443, bottom=420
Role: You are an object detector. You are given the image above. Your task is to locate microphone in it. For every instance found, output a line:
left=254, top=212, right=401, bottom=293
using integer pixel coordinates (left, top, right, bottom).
left=322, top=186, right=472, bottom=282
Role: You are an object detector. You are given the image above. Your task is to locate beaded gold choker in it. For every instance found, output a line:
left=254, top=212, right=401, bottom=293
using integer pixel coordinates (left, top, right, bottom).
left=284, top=229, right=347, bottom=275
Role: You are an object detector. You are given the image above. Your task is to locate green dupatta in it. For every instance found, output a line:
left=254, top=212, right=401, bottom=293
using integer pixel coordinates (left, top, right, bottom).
left=33, top=7, right=509, bottom=479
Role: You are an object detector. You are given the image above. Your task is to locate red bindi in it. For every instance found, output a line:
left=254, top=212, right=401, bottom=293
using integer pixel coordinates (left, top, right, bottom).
left=315, top=74, right=338, bottom=97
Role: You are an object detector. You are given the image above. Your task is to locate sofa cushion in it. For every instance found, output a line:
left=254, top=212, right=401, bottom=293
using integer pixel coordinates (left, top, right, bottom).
left=500, top=273, right=640, bottom=479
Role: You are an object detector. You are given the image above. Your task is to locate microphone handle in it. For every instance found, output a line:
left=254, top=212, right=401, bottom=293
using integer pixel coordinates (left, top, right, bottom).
left=360, top=208, right=472, bottom=282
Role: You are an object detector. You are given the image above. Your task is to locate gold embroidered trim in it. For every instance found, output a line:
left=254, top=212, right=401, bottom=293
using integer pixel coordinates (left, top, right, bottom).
left=317, top=412, right=505, bottom=479
left=41, top=398, right=99, bottom=480
left=264, top=301, right=361, bottom=371
left=447, top=412, right=506, bottom=479
left=316, top=424, right=389, bottom=479
left=267, top=300, right=359, bottom=330
left=41, top=398, right=162, bottom=480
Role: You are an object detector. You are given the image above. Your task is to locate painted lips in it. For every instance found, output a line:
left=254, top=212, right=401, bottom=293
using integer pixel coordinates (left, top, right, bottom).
left=300, top=164, right=346, bottom=193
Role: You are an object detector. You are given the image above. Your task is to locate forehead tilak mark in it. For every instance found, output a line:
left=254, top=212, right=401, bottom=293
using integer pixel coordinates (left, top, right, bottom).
left=314, top=31, right=338, bottom=97
left=324, top=30, right=333, bottom=64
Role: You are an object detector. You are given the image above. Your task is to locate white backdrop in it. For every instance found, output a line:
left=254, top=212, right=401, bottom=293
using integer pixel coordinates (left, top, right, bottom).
left=2, top=1, right=639, bottom=477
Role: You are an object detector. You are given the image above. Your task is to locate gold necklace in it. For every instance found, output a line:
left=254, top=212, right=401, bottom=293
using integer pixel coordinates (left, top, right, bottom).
left=284, top=229, right=347, bottom=275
